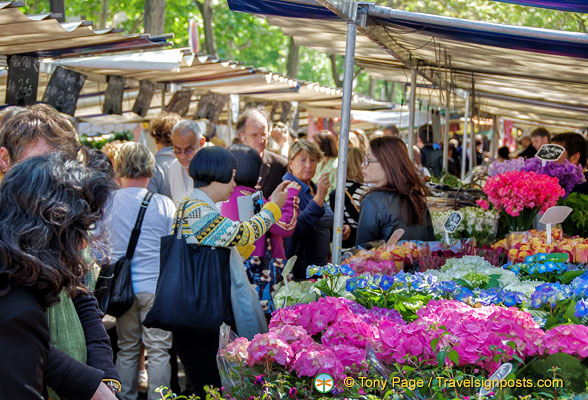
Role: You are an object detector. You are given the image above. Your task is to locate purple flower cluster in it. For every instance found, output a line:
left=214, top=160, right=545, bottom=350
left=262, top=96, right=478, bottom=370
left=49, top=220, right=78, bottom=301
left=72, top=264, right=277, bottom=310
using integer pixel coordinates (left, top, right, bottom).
left=488, top=158, right=525, bottom=177
left=522, top=157, right=585, bottom=197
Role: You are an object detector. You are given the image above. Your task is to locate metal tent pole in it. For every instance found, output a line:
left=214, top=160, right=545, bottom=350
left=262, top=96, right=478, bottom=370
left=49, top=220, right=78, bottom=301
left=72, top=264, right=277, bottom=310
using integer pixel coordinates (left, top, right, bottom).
left=461, top=93, right=470, bottom=181
left=331, top=4, right=364, bottom=265
left=443, top=85, right=450, bottom=171
left=490, top=115, right=499, bottom=159
left=469, top=107, right=475, bottom=171
left=408, top=67, right=417, bottom=161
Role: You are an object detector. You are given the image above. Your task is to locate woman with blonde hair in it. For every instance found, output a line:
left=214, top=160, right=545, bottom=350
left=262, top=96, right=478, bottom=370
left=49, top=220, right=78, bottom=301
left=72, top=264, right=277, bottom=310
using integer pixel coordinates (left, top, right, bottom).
left=283, top=139, right=333, bottom=279
left=328, top=147, right=367, bottom=250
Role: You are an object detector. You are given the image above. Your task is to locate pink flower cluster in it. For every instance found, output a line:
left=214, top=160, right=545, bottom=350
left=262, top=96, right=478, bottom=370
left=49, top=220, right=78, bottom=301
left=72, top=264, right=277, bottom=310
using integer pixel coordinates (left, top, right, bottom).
left=480, top=171, right=564, bottom=217
left=227, top=297, right=402, bottom=380
left=350, top=260, right=399, bottom=276
left=543, top=324, right=588, bottom=358
left=223, top=297, right=588, bottom=381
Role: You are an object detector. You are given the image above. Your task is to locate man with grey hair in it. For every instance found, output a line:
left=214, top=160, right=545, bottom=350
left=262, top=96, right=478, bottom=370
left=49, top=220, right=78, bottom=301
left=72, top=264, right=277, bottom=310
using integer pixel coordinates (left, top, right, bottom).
left=148, top=119, right=206, bottom=204
left=236, top=108, right=287, bottom=198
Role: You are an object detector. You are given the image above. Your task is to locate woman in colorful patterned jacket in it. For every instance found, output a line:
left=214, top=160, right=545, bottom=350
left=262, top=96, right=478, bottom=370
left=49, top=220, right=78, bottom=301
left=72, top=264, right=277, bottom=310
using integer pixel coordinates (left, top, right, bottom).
left=221, top=144, right=300, bottom=314
left=172, top=146, right=290, bottom=399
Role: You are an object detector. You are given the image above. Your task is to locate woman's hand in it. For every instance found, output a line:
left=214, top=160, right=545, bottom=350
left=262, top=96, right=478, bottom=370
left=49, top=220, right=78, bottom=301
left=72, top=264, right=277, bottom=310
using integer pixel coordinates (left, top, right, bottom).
left=286, top=181, right=301, bottom=193
left=270, top=181, right=290, bottom=209
left=90, top=383, right=117, bottom=400
left=342, top=224, right=351, bottom=240
left=313, top=173, right=330, bottom=206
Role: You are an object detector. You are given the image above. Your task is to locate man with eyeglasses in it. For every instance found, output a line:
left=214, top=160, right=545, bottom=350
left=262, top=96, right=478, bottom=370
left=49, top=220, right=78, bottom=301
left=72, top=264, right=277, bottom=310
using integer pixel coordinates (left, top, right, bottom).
left=236, top=108, right=288, bottom=199
left=148, top=119, right=206, bottom=205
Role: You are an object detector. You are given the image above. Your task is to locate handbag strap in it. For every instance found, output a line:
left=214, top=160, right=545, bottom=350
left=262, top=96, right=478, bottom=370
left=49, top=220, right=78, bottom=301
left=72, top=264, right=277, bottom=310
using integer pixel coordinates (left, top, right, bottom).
left=345, top=189, right=360, bottom=213
left=125, top=191, right=154, bottom=260
left=173, top=200, right=188, bottom=239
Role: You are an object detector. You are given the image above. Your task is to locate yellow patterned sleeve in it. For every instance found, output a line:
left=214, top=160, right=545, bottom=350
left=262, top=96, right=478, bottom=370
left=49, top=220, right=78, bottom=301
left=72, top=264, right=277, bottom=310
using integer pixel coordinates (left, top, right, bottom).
left=181, top=200, right=281, bottom=252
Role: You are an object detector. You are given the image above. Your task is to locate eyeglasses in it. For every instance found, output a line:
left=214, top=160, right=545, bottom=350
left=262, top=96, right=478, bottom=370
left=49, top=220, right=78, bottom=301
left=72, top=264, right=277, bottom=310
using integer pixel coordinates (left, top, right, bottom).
left=362, top=156, right=379, bottom=167
left=173, top=146, right=197, bottom=156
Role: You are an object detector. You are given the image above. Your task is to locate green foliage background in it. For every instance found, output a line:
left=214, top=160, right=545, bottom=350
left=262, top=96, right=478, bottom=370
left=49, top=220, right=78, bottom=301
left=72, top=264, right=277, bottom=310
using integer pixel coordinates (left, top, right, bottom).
left=24, top=0, right=588, bottom=97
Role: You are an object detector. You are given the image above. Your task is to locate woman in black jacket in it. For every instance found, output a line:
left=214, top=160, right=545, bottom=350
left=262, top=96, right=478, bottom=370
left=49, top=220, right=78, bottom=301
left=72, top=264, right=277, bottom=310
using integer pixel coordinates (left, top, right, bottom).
left=0, top=154, right=115, bottom=398
left=356, top=136, right=434, bottom=248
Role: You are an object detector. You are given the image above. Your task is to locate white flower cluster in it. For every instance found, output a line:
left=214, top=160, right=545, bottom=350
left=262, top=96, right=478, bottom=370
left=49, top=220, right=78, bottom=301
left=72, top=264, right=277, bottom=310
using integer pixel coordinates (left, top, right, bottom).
left=432, top=207, right=498, bottom=242
left=430, top=255, right=542, bottom=295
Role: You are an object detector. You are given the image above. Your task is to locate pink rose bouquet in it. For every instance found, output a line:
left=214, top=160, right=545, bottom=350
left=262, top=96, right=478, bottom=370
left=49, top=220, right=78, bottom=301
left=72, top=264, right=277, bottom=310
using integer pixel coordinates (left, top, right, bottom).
left=478, top=171, right=564, bottom=231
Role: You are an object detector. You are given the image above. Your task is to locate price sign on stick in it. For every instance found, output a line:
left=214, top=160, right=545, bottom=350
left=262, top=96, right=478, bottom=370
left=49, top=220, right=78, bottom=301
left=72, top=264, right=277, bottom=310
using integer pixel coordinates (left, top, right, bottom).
left=536, top=144, right=565, bottom=167
left=479, top=362, right=513, bottom=397
left=387, top=228, right=405, bottom=246
left=281, top=256, right=297, bottom=292
left=443, top=211, right=462, bottom=244
left=540, top=206, right=572, bottom=244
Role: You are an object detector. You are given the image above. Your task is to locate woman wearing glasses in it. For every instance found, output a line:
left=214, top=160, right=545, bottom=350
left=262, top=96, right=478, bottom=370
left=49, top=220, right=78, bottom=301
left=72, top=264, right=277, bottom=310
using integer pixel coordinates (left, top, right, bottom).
left=356, top=136, right=434, bottom=248
left=283, top=140, right=333, bottom=280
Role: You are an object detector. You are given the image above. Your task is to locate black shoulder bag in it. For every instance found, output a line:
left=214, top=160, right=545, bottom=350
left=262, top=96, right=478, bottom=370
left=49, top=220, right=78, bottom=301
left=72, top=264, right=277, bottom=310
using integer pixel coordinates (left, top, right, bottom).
left=95, top=191, right=154, bottom=317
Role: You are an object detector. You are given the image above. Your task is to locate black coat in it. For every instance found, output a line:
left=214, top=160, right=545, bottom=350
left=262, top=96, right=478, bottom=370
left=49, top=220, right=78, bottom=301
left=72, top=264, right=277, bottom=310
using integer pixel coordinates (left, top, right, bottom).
left=260, top=151, right=288, bottom=199
left=356, top=191, right=435, bottom=248
left=0, top=284, right=48, bottom=399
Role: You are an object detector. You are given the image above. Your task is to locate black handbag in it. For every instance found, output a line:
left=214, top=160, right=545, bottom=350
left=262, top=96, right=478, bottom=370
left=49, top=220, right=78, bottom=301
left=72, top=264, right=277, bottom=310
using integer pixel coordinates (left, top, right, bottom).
left=95, top=191, right=153, bottom=317
left=142, top=202, right=231, bottom=332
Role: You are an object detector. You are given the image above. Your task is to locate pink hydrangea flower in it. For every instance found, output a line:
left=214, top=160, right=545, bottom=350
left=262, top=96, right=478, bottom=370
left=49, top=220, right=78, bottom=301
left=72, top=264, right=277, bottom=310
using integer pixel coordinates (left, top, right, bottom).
left=222, top=337, right=249, bottom=363
left=247, top=332, right=294, bottom=368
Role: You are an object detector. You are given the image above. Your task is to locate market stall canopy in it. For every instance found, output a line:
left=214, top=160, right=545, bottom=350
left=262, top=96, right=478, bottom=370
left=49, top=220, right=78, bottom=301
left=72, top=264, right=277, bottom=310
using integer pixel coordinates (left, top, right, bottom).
left=7, top=49, right=391, bottom=123
left=490, top=0, right=588, bottom=13
left=0, top=1, right=168, bottom=58
left=227, top=0, right=588, bottom=128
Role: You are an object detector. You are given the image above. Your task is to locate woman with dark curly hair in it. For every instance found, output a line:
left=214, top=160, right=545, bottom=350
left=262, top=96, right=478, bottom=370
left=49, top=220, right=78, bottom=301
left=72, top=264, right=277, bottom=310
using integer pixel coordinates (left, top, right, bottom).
left=0, top=154, right=115, bottom=398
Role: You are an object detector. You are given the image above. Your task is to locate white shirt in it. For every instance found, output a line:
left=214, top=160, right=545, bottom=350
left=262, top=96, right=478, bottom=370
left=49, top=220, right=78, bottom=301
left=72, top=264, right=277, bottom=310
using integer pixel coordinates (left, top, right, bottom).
left=104, top=187, right=176, bottom=294
left=168, top=158, right=194, bottom=205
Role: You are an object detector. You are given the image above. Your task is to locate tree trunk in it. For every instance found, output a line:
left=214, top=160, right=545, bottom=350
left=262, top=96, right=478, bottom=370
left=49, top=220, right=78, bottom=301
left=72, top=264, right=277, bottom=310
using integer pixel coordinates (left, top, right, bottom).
left=329, top=54, right=342, bottom=87
left=195, top=0, right=218, bottom=57
left=286, top=37, right=299, bottom=79
left=99, top=0, right=109, bottom=29
left=368, top=77, right=375, bottom=98
left=144, top=0, right=166, bottom=36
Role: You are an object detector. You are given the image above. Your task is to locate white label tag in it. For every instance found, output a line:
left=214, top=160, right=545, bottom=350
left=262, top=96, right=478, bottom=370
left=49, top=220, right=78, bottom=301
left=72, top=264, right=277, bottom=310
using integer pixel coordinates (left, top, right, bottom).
left=444, top=211, right=463, bottom=234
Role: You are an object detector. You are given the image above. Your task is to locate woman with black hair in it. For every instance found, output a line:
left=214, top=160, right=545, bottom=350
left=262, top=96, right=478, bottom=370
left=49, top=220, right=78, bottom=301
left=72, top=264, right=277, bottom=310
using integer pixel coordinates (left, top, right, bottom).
left=221, top=144, right=300, bottom=314
left=171, top=146, right=289, bottom=398
left=0, top=154, right=115, bottom=398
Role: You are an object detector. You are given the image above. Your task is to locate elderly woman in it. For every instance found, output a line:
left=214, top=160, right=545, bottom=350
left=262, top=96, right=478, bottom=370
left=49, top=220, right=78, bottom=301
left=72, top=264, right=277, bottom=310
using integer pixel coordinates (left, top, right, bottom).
left=104, top=142, right=176, bottom=400
left=283, top=139, right=333, bottom=279
left=0, top=154, right=115, bottom=398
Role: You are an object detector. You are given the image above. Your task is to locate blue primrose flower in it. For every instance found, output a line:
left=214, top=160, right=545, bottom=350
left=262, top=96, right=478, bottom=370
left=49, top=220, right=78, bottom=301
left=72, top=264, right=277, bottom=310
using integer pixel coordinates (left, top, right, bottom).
left=524, top=255, right=536, bottom=264
left=380, top=275, right=394, bottom=291
left=357, top=278, right=368, bottom=289
left=369, top=275, right=382, bottom=290
left=306, top=265, right=320, bottom=278
left=339, top=264, right=355, bottom=276
left=575, top=298, right=588, bottom=318
left=346, top=278, right=358, bottom=292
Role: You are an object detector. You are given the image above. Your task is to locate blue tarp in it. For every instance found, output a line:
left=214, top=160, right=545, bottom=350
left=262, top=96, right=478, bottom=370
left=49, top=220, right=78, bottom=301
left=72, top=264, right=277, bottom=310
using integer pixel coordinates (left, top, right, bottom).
left=228, top=0, right=588, bottom=59
left=227, top=0, right=336, bottom=19
left=492, top=1, right=588, bottom=13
